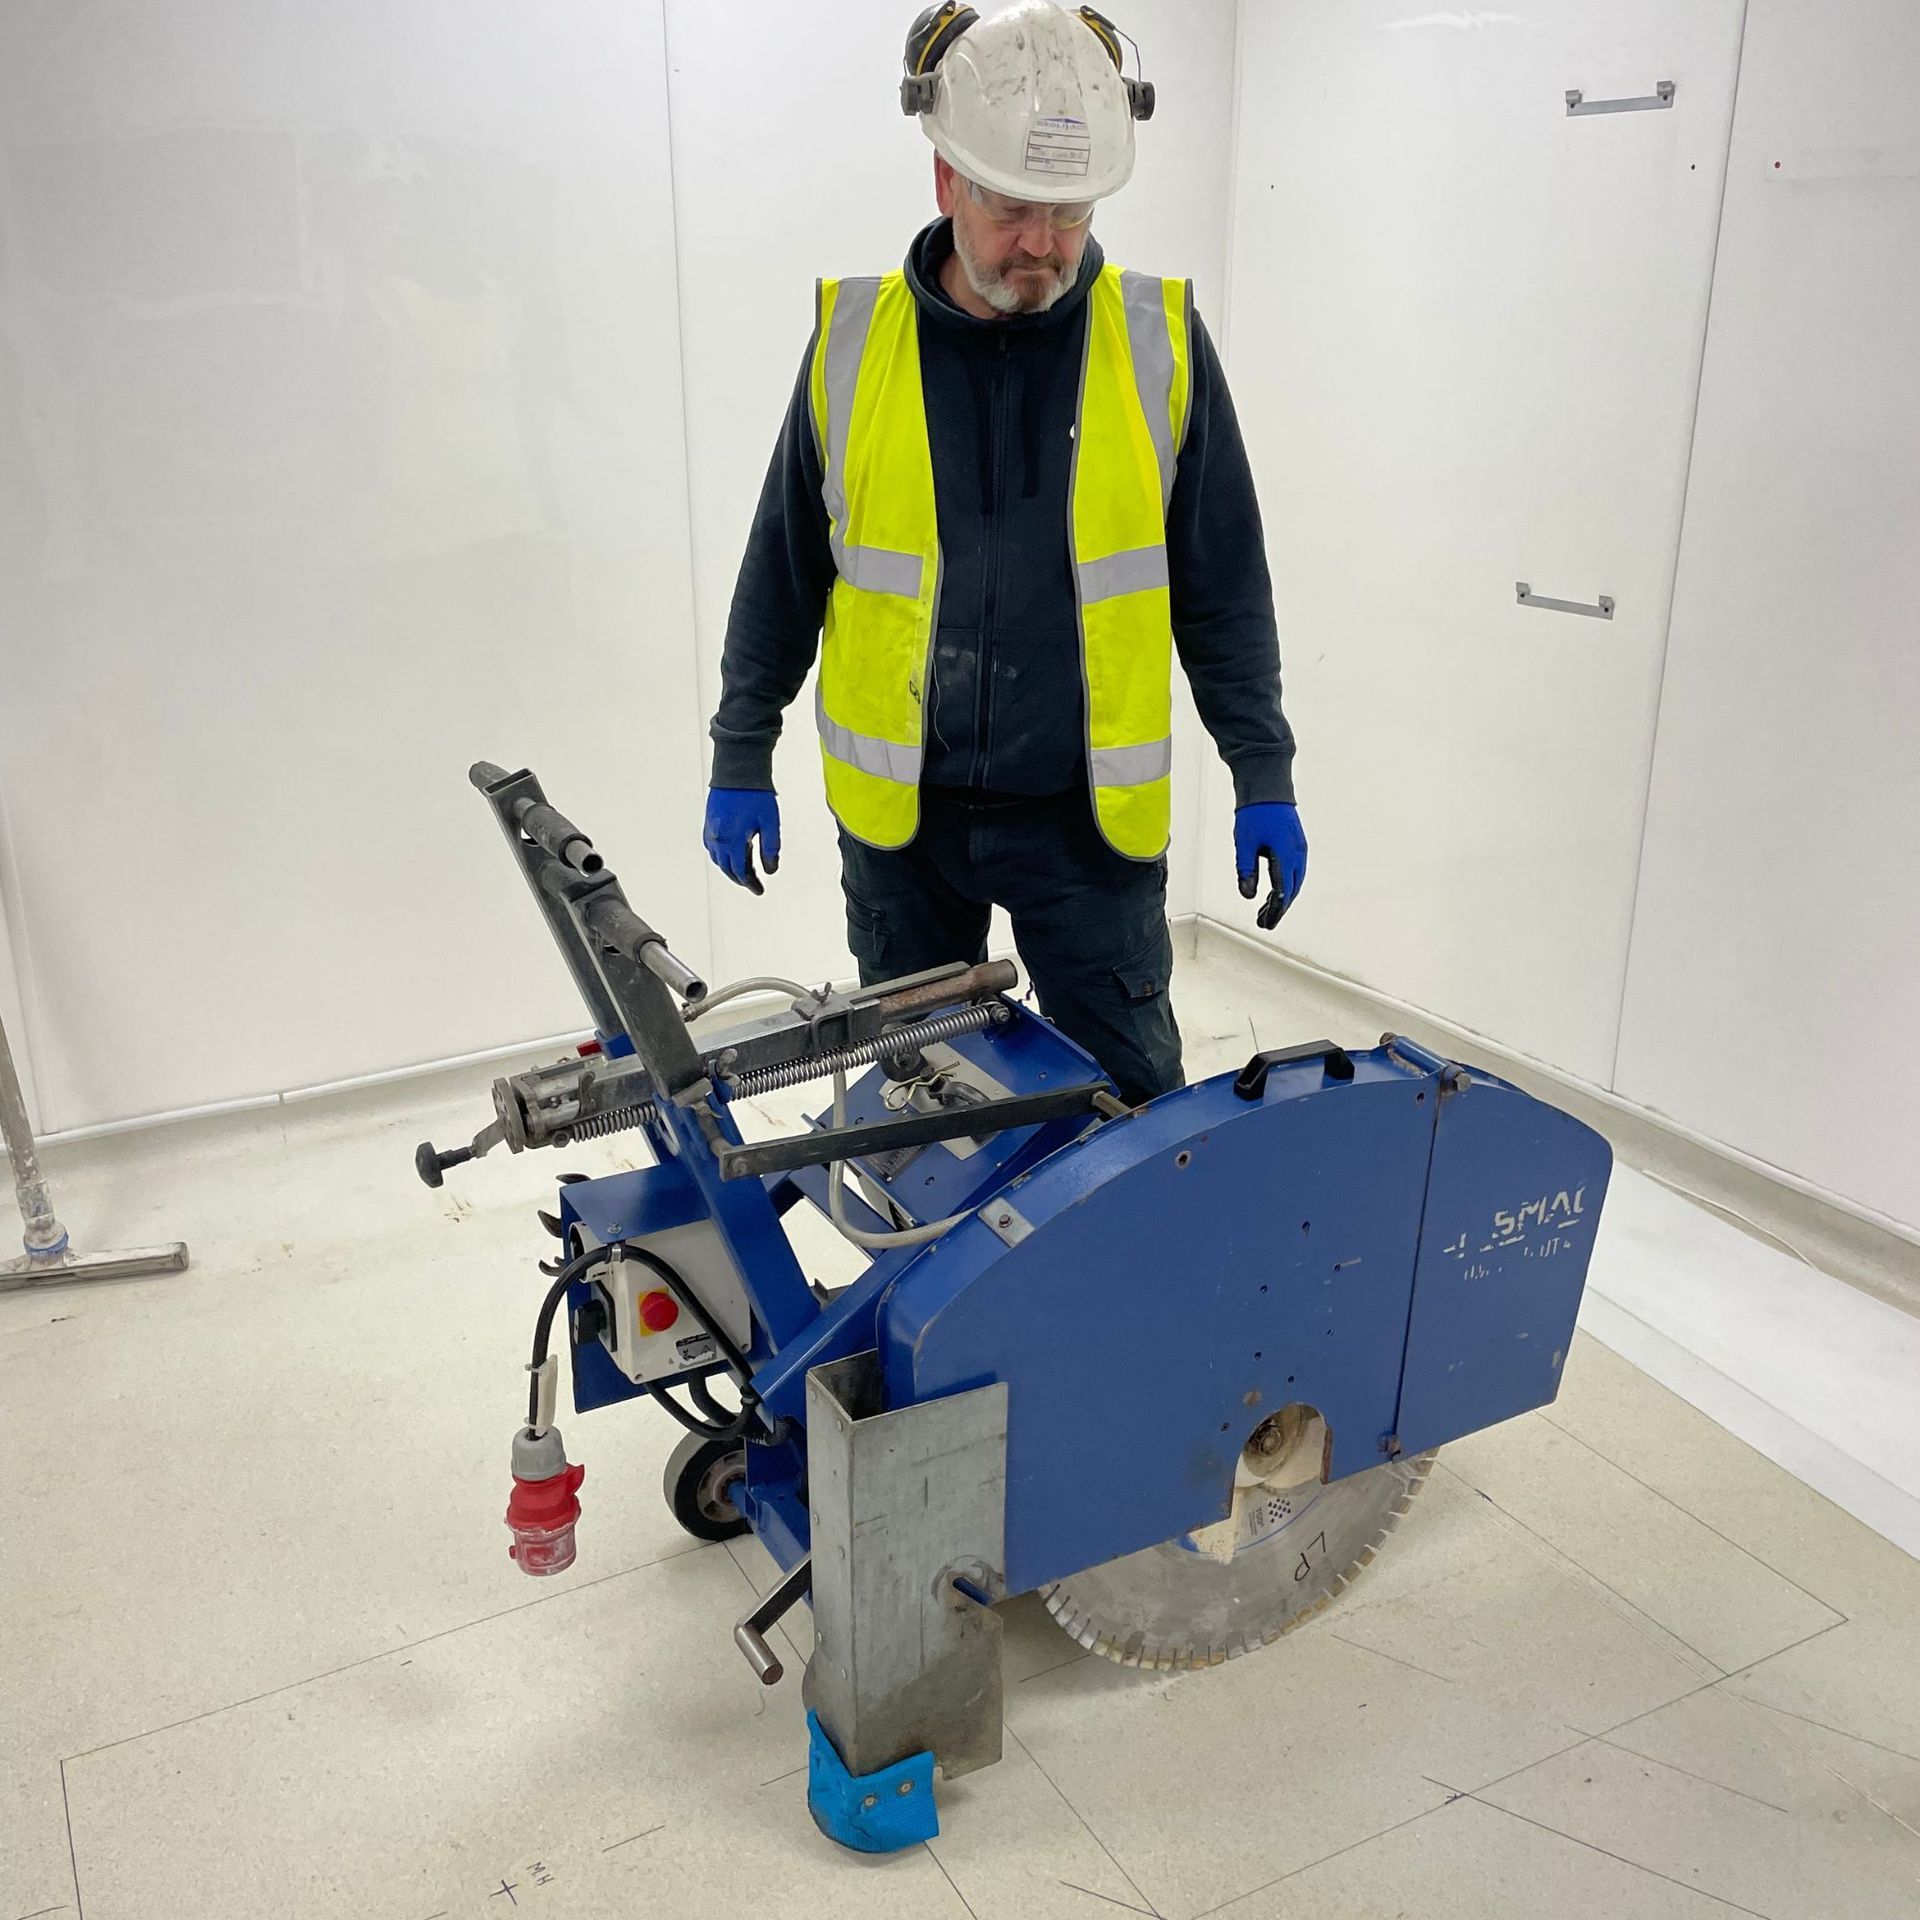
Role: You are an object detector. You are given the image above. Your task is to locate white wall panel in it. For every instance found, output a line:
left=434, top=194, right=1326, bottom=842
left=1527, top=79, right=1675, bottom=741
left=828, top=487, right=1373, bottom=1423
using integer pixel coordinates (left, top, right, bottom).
left=665, top=0, right=1237, bottom=988
left=1205, top=1, right=1743, bottom=1084
left=1616, top=0, right=1920, bottom=1233
left=0, top=1, right=704, bottom=1131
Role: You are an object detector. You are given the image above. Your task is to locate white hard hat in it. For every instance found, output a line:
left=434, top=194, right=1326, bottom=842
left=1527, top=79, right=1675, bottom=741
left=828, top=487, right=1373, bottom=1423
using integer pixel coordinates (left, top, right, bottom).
left=900, top=2, right=1155, bottom=205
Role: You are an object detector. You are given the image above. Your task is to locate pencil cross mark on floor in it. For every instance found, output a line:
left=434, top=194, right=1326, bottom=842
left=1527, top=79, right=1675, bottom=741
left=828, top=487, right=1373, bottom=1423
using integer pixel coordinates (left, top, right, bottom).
left=488, top=1881, right=518, bottom=1905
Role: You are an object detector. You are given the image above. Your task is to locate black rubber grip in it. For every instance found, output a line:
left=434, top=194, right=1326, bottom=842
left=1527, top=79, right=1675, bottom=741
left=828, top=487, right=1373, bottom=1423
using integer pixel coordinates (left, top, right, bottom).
left=415, top=1141, right=475, bottom=1189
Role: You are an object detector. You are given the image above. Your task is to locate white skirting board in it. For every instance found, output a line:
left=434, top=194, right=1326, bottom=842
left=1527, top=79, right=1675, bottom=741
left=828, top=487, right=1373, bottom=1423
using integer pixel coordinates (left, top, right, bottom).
left=32, top=1030, right=592, bottom=1147
left=1582, top=1169, right=1920, bottom=1563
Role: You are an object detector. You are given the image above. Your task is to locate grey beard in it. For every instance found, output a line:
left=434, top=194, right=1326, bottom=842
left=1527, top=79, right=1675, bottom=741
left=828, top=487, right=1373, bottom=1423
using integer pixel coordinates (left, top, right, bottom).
left=954, top=220, right=1083, bottom=315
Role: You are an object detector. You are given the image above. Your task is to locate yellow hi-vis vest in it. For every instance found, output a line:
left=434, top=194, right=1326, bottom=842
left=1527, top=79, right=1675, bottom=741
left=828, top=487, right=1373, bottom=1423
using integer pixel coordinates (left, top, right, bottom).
left=808, top=262, right=1192, bottom=860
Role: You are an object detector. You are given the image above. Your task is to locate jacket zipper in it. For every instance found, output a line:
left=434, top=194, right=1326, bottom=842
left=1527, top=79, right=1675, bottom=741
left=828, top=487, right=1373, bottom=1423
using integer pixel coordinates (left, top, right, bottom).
left=973, top=332, right=1011, bottom=790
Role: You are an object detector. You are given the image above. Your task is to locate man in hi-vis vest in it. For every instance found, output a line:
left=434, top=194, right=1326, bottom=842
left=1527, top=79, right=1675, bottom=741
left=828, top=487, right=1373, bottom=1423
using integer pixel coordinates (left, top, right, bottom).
left=704, top=1, right=1303, bottom=1108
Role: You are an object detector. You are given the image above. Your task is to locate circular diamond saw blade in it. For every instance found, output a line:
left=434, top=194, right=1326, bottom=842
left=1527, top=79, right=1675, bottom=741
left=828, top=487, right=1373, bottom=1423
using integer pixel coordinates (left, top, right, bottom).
left=1041, top=1451, right=1435, bottom=1671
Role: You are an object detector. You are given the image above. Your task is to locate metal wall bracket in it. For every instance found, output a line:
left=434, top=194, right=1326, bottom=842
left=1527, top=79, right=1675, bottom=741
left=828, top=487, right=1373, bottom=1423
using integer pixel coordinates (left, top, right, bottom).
left=1516, top=582, right=1614, bottom=621
left=1566, top=80, right=1675, bottom=117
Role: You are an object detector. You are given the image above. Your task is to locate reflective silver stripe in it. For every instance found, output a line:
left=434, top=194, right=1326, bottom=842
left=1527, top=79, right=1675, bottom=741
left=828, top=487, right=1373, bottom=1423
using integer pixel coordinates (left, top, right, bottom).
left=829, top=535, right=922, bottom=599
left=816, top=683, right=924, bottom=785
left=1091, top=738, right=1174, bottom=787
left=1077, top=543, right=1169, bottom=604
left=821, top=275, right=881, bottom=532
left=1120, top=269, right=1178, bottom=509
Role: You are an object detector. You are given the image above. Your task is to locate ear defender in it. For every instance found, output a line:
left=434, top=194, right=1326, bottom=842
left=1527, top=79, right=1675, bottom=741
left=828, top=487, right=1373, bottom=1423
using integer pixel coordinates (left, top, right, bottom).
left=901, top=3, right=981, bottom=114
left=1076, top=5, right=1154, bottom=118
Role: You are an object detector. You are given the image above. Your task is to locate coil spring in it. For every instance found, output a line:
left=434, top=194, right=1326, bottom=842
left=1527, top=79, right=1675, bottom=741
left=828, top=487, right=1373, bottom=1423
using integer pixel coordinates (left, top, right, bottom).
left=731, top=1002, right=1008, bottom=1098
left=559, top=1101, right=657, bottom=1143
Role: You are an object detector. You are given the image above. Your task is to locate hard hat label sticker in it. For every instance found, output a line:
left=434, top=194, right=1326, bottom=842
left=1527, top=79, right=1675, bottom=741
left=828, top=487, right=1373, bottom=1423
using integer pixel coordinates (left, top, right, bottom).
left=1025, top=116, right=1091, bottom=176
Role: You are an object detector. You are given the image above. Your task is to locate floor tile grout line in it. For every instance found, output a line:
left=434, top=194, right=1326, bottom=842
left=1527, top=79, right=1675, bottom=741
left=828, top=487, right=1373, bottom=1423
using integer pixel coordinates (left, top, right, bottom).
left=1057, top=1881, right=1158, bottom=1917
left=59, top=1756, right=83, bottom=1920
left=1189, top=1804, right=1449, bottom=1919
left=1436, top=1782, right=1777, bottom=1919
left=923, top=1840, right=981, bottom=1920
left=1721, top=1689, right=1920, bottom=1768
left=1456, top=1734, right=1596, bottom=1801
left=599, top=1825, right=664, bottom=1853
left=1585, top=1731, right=1794, bottom=1817
left=1535, top=1411, right=1849, bottom=1621
left=1587, top=1615, right=1851, bottom=1745
left=59, top=1538, right=705, bottom=1767
left=1325, top=1630, right=1455, bottom=1687
left=1438, top=1462, right=1728, bottom=1676
left=1019, top=1648, right=1094, bottom=1685
left=1003, top=1723, right=1161, bottom=1917
left=1705, top=1663, right=1920, bottom=1843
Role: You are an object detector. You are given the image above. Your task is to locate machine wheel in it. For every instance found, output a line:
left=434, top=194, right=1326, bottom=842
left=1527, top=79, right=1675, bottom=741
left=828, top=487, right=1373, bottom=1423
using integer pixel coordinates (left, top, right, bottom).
left=663, top=1432, right=750, bottom=1543
left=1042, top=1449, right=1436, bottom=1671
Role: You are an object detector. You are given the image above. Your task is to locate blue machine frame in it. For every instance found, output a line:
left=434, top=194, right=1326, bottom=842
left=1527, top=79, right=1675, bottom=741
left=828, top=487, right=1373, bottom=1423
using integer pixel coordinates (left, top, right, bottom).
left=442, top=760, right=1613, bottom=1854
left=557, top=1015, right=1611, bottom=1599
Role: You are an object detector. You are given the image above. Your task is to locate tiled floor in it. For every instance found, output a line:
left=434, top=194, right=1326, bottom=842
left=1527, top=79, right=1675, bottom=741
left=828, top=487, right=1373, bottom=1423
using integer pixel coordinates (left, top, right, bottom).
left=4, top=945, right=1917, bottom=1920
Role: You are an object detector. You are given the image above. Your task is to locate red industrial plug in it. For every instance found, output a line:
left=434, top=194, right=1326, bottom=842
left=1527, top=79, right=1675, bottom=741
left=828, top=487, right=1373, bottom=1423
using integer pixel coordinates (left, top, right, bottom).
left=505, top=1425, right=586, bottom=1576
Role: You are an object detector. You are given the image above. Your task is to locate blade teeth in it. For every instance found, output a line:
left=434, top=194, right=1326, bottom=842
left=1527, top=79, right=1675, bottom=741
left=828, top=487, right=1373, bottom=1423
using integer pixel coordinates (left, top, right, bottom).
left=1041, top=1451, right=1440, bottom=1673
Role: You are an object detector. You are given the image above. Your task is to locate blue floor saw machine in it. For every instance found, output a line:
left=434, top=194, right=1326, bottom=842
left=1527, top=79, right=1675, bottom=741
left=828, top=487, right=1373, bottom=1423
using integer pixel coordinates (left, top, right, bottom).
left=418, top=762, right=1613, bottom=1852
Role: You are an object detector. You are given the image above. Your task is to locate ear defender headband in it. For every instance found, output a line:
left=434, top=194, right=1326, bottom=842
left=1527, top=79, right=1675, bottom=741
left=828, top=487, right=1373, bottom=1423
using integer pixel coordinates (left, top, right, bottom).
left=900, top=4, right=1155, bottom=120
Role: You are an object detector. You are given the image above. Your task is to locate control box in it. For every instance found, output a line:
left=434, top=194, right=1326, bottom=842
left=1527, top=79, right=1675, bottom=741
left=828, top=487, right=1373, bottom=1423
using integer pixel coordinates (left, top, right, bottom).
left=585, top=1225, right=756, bottom=1387
left=560, top=1158, right=758, bottom=1392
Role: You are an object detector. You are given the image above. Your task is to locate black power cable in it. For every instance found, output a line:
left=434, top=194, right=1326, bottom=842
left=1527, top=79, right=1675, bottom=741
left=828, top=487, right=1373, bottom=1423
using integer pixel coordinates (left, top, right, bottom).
left=525, top=1237, right=774, bottom=1444
left=527, top=1242, right=619, bottom=1429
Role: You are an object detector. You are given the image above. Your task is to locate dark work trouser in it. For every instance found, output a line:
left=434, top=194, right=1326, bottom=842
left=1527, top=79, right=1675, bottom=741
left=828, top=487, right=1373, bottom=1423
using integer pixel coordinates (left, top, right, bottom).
left=837, top=789, right=1184, bottom=1109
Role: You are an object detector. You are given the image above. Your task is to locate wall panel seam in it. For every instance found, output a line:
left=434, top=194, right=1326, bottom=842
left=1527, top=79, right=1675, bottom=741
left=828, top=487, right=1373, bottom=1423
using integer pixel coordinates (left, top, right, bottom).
left=1610, top=0, right=1754, bottom=1093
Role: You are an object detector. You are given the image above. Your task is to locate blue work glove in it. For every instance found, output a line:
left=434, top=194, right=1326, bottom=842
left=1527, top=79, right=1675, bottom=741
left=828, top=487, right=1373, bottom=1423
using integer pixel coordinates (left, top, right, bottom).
left=703, top=787, right=781, bottom=896
left=1235, top=802, right=1307, bottom=930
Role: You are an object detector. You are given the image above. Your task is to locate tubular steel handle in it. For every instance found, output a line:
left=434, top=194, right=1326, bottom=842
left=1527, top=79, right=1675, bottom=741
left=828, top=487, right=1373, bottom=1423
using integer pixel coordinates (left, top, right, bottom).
left=581, top=895, right=708, bottom=1003
left=513, top=798, right=603, bottom=876
left=734, top=1621, right=785, bottom=1686
left=472, top=766, right=605, bottom=876
left=735, top=1557, right=811, bottom=1687
left=873, top=958, right=1019, bottom=1020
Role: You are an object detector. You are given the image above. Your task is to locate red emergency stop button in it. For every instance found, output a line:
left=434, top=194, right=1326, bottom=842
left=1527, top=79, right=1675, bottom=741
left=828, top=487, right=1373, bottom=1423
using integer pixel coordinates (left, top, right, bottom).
left=638, top=1289, right=680, bottom=1335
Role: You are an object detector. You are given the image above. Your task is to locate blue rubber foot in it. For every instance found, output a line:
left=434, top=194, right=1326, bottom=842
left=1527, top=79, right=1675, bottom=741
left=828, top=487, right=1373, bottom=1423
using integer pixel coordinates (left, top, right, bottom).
left=805, top=1711, right=938, bottom=1853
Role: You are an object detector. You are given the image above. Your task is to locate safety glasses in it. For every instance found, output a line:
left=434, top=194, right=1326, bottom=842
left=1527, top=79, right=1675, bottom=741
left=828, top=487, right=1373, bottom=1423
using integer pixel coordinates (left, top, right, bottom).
left=965, top=180, right=1095, bottom=232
